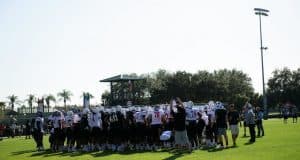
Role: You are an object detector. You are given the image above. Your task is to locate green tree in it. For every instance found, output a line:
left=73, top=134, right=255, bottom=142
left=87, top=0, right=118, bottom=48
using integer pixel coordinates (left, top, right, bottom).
left=45, top=94, right=56, bottom=112
left=26, top=94, right=36, bottom=113
left=7, top=94, right=19, bottom=111
left=267, top=67, right=300, bottom=108
left=148, top=69, right=172, bottom=104
left=101, top=90, right=111, bottom=106
left=57, top=89, right=73, bottom=110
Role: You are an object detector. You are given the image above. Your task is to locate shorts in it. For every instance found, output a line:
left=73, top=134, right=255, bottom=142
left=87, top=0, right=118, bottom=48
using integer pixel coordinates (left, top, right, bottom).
left=136, top=123, right=146, bottom=138
left=186, top=121, right=197, bottom=138
left=243, top=121, right=248, bottom=127
left=205, top=125, right=213, bottom=139
left=217, top=128, right=226, bottom=136
left=174, top=130, right=189, bottom=145
left=151, top=124, right=162, bottom=140
left=91, top=127, right=101, bottom=138
left=66, top=127, right=73, bottom=140
left=230, top=125, right=239, bottom=135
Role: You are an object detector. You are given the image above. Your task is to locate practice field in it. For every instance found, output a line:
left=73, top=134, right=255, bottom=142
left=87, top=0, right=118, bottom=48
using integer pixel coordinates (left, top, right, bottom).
left=0, top=119, right=299, bottom=160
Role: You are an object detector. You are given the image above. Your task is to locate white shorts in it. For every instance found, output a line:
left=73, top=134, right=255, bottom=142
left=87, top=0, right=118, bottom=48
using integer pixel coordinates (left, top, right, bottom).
left=230, top=125, right=239, bottom=135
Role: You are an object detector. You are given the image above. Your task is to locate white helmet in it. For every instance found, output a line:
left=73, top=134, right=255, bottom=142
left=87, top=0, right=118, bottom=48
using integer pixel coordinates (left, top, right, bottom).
left=67, top=111, right=74, bottom=116
left=116, top=105, right=122, bottom=112
left=83, top=108, right=90, bottom=115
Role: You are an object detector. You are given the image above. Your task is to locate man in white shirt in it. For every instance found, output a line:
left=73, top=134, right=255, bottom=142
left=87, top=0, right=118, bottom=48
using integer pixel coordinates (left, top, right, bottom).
left=33, top=111, right=44, bottom=151
left=185, top=103, right=198, bottom=149
left=89, top=108, right=102, bottom=151
left=148, top=106, right=164, bottom=150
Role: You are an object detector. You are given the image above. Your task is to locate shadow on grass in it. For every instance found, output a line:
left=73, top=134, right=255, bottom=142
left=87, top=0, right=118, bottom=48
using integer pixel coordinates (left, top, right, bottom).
left=91, top=150, right=117, bottom=157
left=10, top=145, right=240, bottom=159
left=162, top=152, right=184, bottom=160
left=11, top=149, right=36, bottom=155
left=244, top=141, right=255, bottom=145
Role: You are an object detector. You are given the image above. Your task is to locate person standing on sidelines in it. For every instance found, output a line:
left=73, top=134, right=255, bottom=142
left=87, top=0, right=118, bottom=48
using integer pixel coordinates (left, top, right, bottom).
left=245, top=102, right=256, bottom=143
left=242, top=106, right=248, bottom=137
left=25, top=120, right=31, bottom=139
left=282, top=104, right=289, bottom=124
left=171, top=97, right=191, bottom=152
left=34, top=111, right=44, bottom=151
left=227, top=104, right=240, bottom=146
left=256, top=107, right=264, bottom=137
left=291, top=105, right=298, bottom=123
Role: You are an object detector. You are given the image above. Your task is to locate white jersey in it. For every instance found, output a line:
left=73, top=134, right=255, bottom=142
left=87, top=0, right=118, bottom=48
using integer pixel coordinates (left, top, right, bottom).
left=65, top=115, right=73, bottom=127
left=89, top=112, right=102, bottom=128
left=134, top=111, right=146, bottom=123
left=150, top=110, right=164, bottom=125
left=186, top=108, right=197, bottom=121
left=201, top=112, right=209, bottom=125
left=164, top=109, right=174, bottom=119
left=48, top=115, right=54, bottom=121
left=207, top=109, right=216, bottom=122
left=73, top=114, right=81, bottom=123
left=34, top=117, right=44, bottom=132
left=53, top=116, right=62, bottom=129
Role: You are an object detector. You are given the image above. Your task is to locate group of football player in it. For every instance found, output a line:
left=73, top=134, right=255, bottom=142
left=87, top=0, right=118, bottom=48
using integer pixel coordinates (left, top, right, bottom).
left=32, top=100, right=226, bottom=152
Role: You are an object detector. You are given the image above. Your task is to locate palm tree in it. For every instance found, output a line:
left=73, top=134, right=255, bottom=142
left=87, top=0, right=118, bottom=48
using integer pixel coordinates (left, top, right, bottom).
left=7, top=94, right=19, bottom=111
left=57, top=89, right=73, bottom=110
left=0, top=101, right=5, bottom=113
left=26, top=94, right=36, bottom=113
left=81, top=92, right=94, bottom=99
left=81, top=92, right=94, bottom=107
left=45, top=94, right=56, bottom=112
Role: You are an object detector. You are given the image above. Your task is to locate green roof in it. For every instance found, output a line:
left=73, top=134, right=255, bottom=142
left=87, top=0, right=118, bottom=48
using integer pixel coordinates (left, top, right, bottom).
left=100, top=74, right=145, bottom=82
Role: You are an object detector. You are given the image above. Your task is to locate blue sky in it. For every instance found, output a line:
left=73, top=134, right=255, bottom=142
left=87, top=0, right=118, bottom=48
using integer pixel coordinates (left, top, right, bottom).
left=0, top=0, right=299, bottom=107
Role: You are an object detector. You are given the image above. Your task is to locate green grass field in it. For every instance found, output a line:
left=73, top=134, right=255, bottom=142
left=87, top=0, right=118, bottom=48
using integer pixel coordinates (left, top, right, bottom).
left=0, top=119, right=299, bottom=160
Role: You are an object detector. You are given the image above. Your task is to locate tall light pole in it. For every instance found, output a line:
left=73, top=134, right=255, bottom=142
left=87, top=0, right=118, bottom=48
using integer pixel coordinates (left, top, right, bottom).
left=254, top=8, right=269, bottom=118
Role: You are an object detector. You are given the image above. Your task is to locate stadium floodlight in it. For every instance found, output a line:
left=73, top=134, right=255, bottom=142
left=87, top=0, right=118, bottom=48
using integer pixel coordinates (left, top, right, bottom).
left=254, top=8, right=270, bottom=13
left=254, top=8, right=270, bottom=119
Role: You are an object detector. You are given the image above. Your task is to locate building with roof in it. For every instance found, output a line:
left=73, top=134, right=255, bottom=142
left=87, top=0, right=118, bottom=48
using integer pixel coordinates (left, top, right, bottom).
left=100, top=74, right=145, bottom=106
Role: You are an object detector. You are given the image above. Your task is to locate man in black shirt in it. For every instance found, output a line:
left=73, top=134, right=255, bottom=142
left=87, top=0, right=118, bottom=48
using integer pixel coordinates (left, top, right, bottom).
left=170, top=97, right=191, bottom=152
left=227, top=104, right=240, bottom=146
left=215, top=103, right=228, bottom=148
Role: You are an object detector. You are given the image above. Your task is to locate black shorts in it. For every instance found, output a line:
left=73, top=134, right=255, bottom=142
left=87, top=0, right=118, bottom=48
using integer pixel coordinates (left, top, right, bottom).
left=284, top=115, right=288, bottom=119
left=151, top=124, right=162, bottom=139
left=187, top=121, right=197, bottom=137
left=73, top=123, right=80, bottom=140
left=49, top=133, right=54, bottom=144
left=121, top=127, right=129, bottom=141
left=66, top=127, right=73, bottom=140
left=54, top=128, right=61, bottom=141
left=197, top=122, right=205, bottom=136
left=205, top=125, right=213, bottom=139
left=136, top=123, right=146, bottom=139
left=164, top=120, right=174, bottom=131
left=110, top=126, right=121, bottom=140
left=91, top=127, right=101, bottom=138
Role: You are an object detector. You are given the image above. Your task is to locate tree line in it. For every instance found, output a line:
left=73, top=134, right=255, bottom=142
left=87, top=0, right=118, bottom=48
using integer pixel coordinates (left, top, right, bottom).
left=1, top=90, right=94, bottom=114
left=1, top=67, right=299, bottom=114
left=102, top=68, right=300, bottom=111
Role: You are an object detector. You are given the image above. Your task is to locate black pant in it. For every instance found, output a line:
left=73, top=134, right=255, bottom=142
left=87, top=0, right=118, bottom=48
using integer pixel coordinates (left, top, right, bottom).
left=248, top=124, right=256, bottom=142
left=256, top=120, right=264, bottom=136
left=34, top=130, right=43, bottom=148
